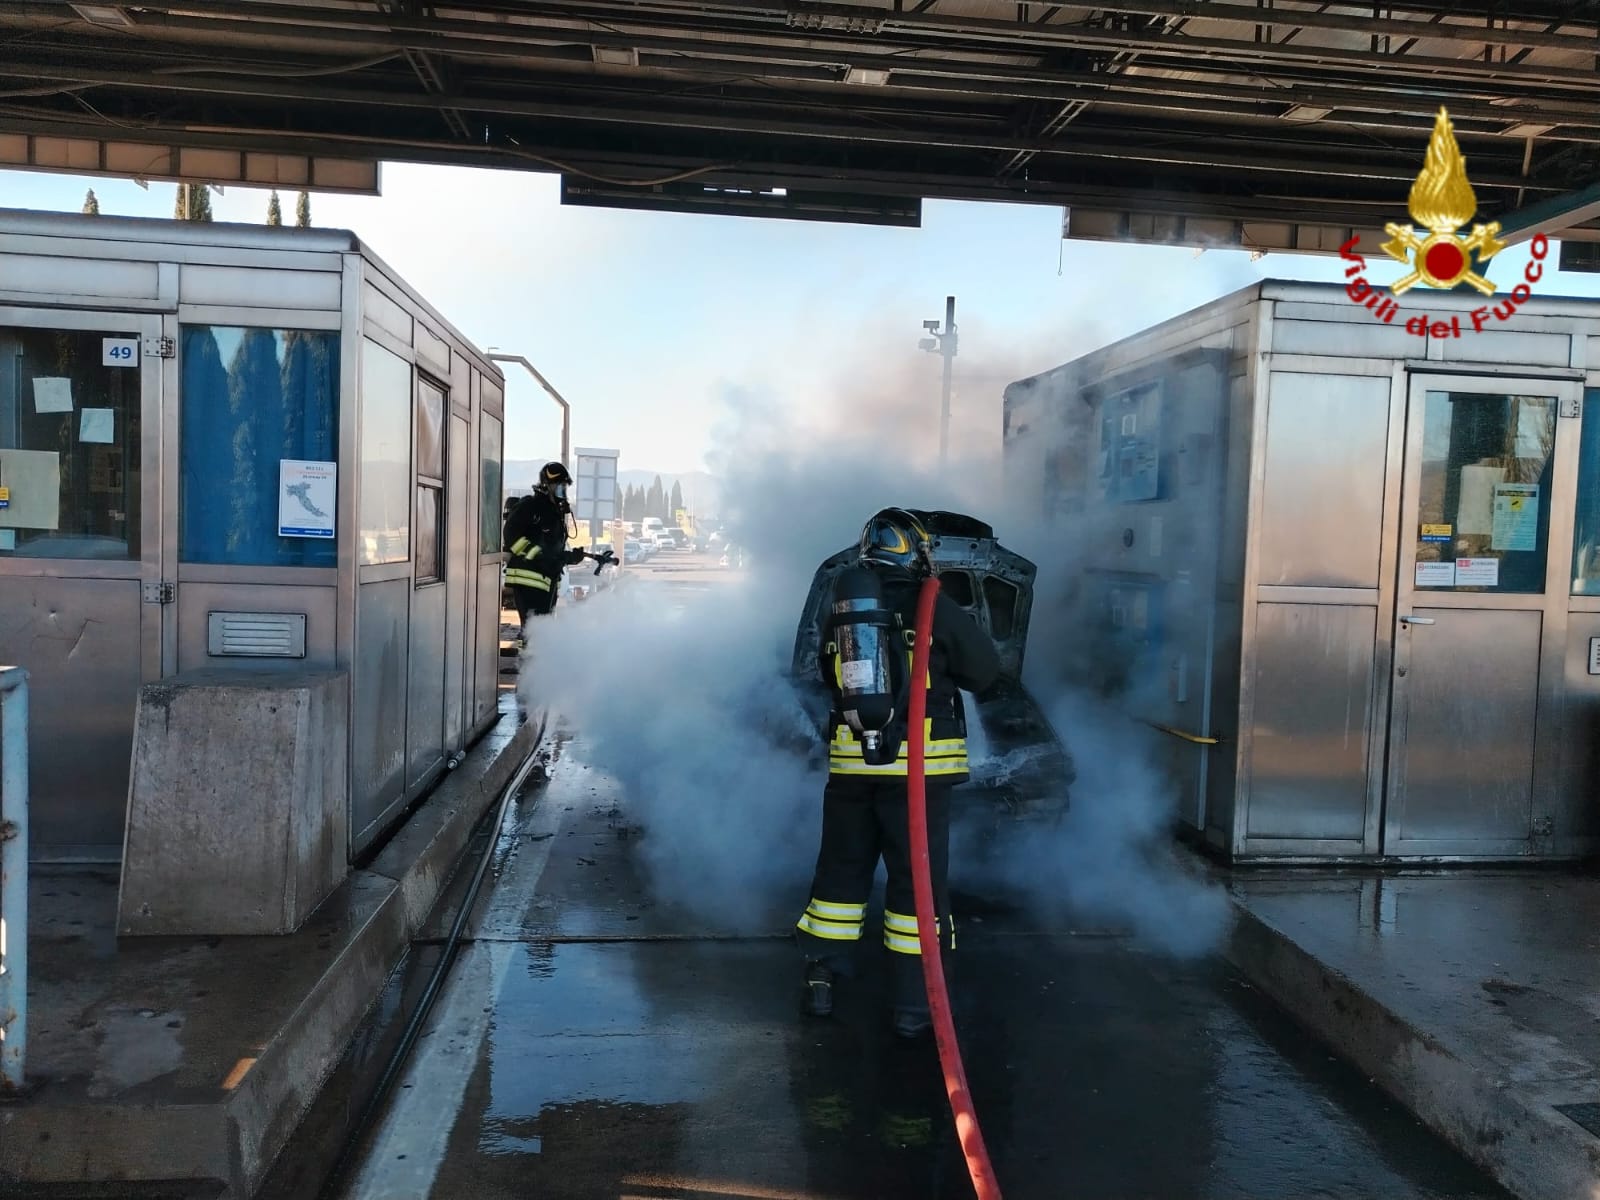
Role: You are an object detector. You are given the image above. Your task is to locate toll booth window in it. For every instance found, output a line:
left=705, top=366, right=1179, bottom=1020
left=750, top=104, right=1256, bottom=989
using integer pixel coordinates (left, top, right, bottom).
left=1571, top=390, right=1600, bottom=595
left=480, top=411, right=503, bottom=555
left=940, top=570, right=975, bottom=607
left=984, top=576, right=1019, bottom=640
left=358, top=338, right=412, bottom=566
left=415, top=376, right=446, bottom=585
left=180, top=326, right=339, bottom=566
left=1414, top=391, right=1554, bottom=594
left=0, top=326, right=142, bottom=559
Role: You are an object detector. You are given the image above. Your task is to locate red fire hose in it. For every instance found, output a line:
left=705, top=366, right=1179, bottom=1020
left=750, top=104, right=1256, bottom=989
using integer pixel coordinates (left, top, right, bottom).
left=907, top=575, right=1004, bottom=1200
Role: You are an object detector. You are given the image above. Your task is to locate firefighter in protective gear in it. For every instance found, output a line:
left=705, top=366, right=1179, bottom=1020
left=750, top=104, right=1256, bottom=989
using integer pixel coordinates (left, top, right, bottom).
left=503, top=461, right=586, bottom=640
left=795, top=507, right=1001, bottom=1040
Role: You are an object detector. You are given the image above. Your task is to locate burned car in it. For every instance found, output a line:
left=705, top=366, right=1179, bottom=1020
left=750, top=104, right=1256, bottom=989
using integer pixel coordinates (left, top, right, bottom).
left=789, top=509, right=1073, bottom=826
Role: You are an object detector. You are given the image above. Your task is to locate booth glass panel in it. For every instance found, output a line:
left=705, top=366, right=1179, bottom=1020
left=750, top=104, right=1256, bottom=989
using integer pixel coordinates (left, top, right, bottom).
left=417, top=376, right=446, bottom=482
left=416, top=484, right=442, bottom=583
left=360, top=338, right=412, bottom=565
left=0, top=324, right=141, bottom=559
left=480, top=411, right=502, bottom=554
left=1411, top=390, right=1555, bottom=595
left=179, top=325, right=339, bottom=567
left=1570, top=389, right=1600, bottom=595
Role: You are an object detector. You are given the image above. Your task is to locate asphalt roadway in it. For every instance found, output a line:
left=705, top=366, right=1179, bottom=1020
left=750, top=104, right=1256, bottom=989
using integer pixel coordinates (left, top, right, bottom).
left=332, top=556, right=1510, bottom=1200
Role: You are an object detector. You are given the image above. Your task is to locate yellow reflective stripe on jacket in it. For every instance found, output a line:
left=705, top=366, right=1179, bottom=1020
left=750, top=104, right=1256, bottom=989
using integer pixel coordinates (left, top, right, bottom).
left=831, top=719, right=961, bottom=752
left=828, top=717, right=968, bottom=776
left=509, top=537, right=538, bottom=558
left=828, top=757, right=969, bottom=778
left=505, top=569, right=551, bottom=591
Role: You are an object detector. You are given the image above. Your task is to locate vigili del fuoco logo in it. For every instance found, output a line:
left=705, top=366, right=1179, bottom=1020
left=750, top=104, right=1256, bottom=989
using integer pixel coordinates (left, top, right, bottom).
left=1340, top=106, right=1549, bottom=337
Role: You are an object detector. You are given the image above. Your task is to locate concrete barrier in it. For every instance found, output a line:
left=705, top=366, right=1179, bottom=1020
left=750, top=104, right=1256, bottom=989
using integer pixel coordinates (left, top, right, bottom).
left=1224, top=894, right=1600, bottom=1200
left=118, top=669, right=349, bottom=937
left=2, top=701, right=546, bottom=1199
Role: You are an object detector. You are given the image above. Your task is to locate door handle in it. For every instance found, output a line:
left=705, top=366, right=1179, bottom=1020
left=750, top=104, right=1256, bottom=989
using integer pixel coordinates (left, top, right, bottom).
left=1400, top=615, right=1435, bottom=626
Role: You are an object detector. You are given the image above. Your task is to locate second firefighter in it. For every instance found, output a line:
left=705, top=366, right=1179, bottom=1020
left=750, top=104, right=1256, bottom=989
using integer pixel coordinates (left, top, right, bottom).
left=503, top=461, right=590, bottom=640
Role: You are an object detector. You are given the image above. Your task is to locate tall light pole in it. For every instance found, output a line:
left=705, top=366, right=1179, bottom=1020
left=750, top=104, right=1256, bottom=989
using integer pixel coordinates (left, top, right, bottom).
left=486, top=350, right=571, bottom=469
left=918, top=295, right=958, bottom=464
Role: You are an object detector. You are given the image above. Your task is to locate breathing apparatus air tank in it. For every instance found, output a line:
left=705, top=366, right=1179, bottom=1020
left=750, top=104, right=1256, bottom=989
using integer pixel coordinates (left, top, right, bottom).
left=826, top=565, right=905, bottom=766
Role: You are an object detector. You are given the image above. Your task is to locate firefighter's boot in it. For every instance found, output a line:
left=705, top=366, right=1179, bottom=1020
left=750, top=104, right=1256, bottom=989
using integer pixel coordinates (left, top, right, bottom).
left=892, top=1007, right=932, bottom=1040
left=802, top=962, right=834, bottom=1018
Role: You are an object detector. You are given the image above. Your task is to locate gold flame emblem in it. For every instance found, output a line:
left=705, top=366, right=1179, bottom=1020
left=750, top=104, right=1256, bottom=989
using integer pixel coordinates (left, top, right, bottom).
left=1381, top=107, right=1506, bottom=296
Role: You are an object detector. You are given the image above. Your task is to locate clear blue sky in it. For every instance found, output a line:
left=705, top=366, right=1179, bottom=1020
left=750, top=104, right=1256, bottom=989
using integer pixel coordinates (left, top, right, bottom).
left=6, top=163, right=1599, bottom=475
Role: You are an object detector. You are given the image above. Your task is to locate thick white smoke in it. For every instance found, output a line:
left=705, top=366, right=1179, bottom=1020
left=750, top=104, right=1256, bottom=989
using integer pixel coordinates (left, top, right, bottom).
left=521, top=333, right=1232, bottom=956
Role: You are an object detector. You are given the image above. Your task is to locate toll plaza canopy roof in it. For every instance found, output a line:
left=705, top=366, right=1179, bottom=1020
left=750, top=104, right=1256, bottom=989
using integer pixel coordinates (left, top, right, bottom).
left=2, top=2, right=1599, bottom=253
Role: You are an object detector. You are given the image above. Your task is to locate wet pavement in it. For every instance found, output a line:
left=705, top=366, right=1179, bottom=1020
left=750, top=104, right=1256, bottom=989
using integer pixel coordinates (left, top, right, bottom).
left=338, top=737, right=1512, bottom=1200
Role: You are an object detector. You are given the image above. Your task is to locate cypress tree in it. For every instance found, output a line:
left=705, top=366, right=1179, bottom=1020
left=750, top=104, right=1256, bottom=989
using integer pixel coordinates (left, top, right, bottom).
left=175, top=183, right=214, bottom=221
left=295, top=191, right=311, bottom=227
left=82, top=189, right=100, bottom=215
left=267, top=190, right=283, bottom=226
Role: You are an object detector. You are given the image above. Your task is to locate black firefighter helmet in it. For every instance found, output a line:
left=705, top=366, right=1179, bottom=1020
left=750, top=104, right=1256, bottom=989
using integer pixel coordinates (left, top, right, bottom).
left=537, top=461, right=572, bottom=491
left=857, top=507, right=933, bottom=575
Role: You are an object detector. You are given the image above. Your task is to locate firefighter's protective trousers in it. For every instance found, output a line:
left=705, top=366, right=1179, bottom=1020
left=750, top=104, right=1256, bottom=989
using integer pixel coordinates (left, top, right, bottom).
left=796, top=774, right=955, bottom=1014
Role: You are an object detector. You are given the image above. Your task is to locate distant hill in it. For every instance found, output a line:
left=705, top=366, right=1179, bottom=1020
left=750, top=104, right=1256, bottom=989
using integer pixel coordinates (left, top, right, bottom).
left=503, top=461, right=722, bottom=515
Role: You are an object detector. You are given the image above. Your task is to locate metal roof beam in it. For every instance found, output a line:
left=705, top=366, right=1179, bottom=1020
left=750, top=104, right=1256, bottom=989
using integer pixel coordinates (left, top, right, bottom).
left=18, top=0, right=1594, bottom=89
left=1049, top=0, right=1598, bottom=53
left=0, top=61, right=1553, bottom=189
left=8, top=13, right=1600, bottom=131
left=1497, top=180, right=1600, bottom=243
left=0, top=105, right=1442, bottom=226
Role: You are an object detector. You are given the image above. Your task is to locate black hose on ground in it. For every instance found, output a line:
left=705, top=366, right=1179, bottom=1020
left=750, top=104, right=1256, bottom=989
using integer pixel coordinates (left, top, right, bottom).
left=317, top=725, right=546, bottom=1198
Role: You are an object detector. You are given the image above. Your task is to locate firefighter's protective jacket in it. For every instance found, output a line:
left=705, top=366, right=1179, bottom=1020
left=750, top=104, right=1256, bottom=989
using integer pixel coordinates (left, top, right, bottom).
left=816, top=570, right=1001, bottom=783
left=503, top=491, right=582, bottom=594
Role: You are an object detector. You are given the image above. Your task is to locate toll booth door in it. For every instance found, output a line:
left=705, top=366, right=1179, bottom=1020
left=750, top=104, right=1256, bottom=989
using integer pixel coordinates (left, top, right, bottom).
left=1384, top=374, right=1582, bottom=857
left=0, top=308, right=166, bottom=860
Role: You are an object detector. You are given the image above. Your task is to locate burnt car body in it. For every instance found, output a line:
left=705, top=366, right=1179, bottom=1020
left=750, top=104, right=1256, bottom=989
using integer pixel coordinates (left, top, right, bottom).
left=789, top=509, right=1073, bottom=824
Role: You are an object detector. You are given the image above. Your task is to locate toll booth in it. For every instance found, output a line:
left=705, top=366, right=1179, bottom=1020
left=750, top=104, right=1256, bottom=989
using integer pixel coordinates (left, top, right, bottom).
left=1004, top=279, right=1600, bottom=863
left=0, top=209, right=506, bottom=864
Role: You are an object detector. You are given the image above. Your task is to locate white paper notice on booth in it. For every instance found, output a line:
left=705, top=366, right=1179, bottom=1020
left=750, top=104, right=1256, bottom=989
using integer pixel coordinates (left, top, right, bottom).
left=32, top=377, right=73, bottom=414
left=279, top=459, right=336, bottom=539
left=80, top=409, right=115, bottom=444
left=1415, top=561, right=1457, bottom=587
left=1456, top=557, right=1500, bottom=587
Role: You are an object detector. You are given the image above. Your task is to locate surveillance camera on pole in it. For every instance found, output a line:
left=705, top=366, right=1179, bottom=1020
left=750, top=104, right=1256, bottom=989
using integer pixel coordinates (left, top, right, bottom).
left=917, top=296, right=957, bottom=464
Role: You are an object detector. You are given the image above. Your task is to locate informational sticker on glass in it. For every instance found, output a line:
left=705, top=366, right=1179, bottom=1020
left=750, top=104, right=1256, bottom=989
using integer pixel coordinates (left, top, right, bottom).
left=102, top=338, right=138, bottom=368
left=1589, top=637, right=1600, bottom=676
left=32, top=376, right=73, bottom=414
left=79, top=408, right=115, bottom=445
left=0, top=449, right=62, bottom=530
left=278, top=459, right=337, bottom=539
left=1416, top=561, right=1457, bottom=587
left=1456, top=556, right=1500, bottom=587
left=1421, top=523, right=1453, bottom=543
left=1492, top=483, right=1540, bottom=551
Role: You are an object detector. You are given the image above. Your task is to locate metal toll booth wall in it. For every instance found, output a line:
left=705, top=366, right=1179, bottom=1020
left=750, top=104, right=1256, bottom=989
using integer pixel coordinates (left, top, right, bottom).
left=0, top=209, right=505, bottom=864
